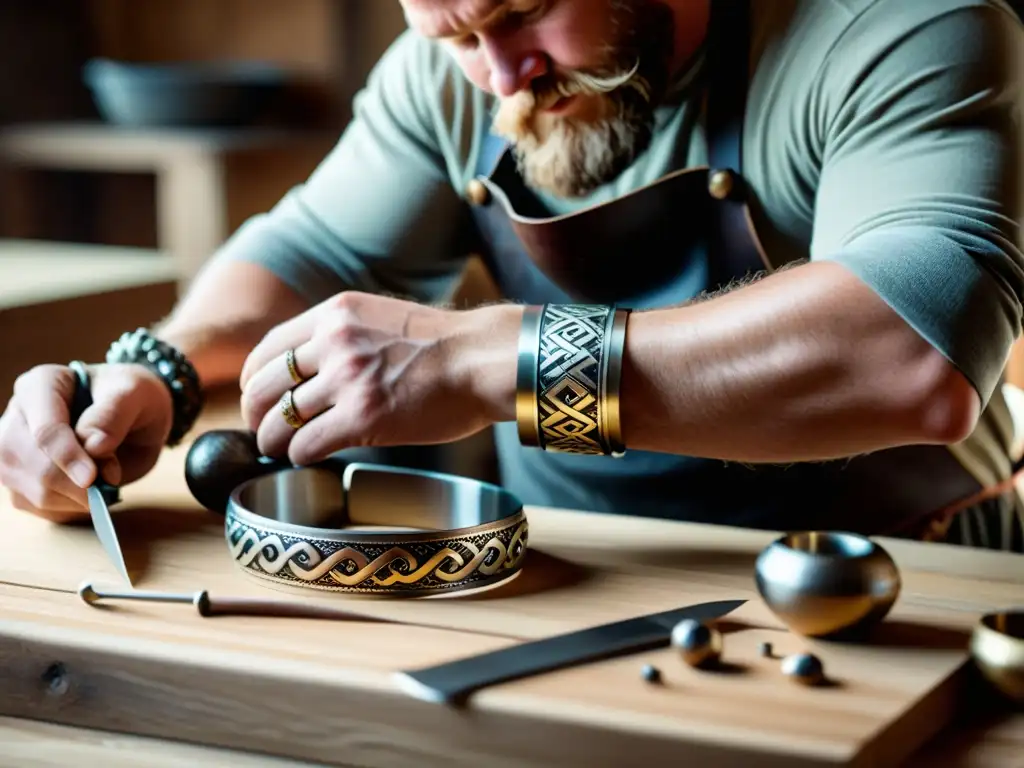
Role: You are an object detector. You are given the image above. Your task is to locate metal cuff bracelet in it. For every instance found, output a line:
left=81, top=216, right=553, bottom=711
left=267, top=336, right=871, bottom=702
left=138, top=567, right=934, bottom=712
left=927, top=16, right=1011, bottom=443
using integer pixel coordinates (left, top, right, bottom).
left=517, top=303, right=629, bottom=456
left=225, top=462, right=529, bottom=596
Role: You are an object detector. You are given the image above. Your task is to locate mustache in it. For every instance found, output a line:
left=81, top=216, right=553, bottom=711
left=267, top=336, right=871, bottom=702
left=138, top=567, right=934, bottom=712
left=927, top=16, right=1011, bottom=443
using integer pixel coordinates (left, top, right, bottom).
left=532, top=57, right=653, bottom=105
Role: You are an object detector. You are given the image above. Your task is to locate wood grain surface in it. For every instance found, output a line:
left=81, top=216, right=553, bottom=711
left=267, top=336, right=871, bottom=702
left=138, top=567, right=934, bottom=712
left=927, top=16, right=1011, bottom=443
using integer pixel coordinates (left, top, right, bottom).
left=907, top=708, right=1024, bottom=767
left=1, top=403, right=1022, bottom=767
left=0, top=715, right=322, bottom=768
left=5, top=711, right=1019, bottom=768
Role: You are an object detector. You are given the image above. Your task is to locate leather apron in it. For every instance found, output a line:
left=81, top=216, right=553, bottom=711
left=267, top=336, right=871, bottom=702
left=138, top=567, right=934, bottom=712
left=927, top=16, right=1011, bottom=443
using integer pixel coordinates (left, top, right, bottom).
left=461, top=0, right=1004, bottom=538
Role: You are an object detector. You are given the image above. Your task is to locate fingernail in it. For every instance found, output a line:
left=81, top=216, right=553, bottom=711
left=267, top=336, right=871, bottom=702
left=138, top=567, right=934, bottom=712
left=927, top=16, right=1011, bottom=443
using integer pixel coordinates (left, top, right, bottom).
left=69, top=460, right=93, bottom=488
left=84, top=431, right=107, bottom=453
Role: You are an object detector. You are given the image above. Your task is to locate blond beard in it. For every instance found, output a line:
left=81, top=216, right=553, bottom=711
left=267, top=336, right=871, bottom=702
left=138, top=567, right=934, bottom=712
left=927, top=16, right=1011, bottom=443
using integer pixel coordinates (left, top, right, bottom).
left=492, top=86, right=648, bottom=199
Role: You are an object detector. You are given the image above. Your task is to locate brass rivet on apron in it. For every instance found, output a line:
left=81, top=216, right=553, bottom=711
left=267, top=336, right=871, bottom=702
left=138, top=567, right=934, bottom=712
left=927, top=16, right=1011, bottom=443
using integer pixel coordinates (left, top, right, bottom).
left=707, top=169, right=734, bottom=200
left=466, top=178, right=490, bottom=206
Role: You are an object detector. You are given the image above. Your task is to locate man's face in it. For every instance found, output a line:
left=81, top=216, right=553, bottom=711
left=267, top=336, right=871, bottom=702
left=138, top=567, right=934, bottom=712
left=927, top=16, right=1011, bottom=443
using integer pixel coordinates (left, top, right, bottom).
left=402, top=0, right=676, bottom=198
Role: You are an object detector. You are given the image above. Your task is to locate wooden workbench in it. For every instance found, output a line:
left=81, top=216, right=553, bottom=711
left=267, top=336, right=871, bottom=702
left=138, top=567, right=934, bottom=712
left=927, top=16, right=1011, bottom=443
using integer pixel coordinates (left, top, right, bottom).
left=0, top=400, right=1021, bottom=767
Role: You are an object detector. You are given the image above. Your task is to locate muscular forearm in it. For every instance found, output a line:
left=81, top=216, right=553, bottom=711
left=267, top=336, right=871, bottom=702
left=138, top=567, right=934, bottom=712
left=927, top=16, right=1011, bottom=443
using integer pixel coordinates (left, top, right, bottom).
left=227, top=258, right=984, bottom=469
left=616, top=261, right=980, bottom=461
left=152, top=260, right=312, bottom=390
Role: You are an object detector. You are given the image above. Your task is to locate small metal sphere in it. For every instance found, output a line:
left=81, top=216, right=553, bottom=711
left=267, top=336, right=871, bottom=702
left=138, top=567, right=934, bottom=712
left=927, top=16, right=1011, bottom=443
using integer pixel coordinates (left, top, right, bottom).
left=670, top=619, right=723, bottom=668
left=781, top=653, right=825, bottom=686
left=641, top=664, right=662, bottom=683
left=759, top=641, right=774, bottom=658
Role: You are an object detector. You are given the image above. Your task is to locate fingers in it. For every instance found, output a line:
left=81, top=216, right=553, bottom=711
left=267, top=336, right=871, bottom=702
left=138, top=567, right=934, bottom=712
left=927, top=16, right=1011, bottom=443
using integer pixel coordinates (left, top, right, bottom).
left=240, top=306, right=323, bottom=392
left=241, top=340, right=319, bottom=432
left=76, top=367, right=169, bottom=456
left=255, top=375, right=336, bottom=460
left=285, top=405, right=362, bottom=467
left=13, top=366, right=97, bottom=488
left=97, top=454, right=123, bottom=487
left=8, top=489, right=88, bottom=524
left=0, top=362, right=170, bottom=523
left=238, top=291, right=381, bottom=391
left=0, top=407, right=89, bottom=514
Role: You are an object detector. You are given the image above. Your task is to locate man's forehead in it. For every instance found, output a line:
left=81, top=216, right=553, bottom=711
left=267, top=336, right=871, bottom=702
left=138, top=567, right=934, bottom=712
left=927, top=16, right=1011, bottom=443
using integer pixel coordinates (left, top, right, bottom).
left=402, top=0, right=542, bottom=38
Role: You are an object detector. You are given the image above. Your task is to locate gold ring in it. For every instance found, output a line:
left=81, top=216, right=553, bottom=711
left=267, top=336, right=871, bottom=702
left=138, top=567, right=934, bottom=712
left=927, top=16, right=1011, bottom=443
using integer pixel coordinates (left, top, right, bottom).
left=285, top=348, right=304, bottom=384
left=280, top=389, right=305, bottom=430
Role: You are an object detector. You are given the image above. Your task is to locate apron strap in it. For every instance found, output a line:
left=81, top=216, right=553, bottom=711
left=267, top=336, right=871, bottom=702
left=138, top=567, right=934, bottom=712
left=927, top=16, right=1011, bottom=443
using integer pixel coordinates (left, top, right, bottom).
left=705, top=0, right=749, bottom=177
left=704, top=0, right=769, bottom=284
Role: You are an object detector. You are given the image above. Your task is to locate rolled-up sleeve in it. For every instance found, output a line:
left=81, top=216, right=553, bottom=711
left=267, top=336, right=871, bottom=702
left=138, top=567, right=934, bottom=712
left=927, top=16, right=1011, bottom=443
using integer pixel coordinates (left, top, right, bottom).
left=810, top=2, right=1024, bottom=407
left=207, top=31, right=473, bottom=306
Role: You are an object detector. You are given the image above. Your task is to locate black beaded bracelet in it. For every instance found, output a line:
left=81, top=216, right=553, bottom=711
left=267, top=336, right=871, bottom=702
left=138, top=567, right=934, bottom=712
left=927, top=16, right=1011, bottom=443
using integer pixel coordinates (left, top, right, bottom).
left=105, top=328, right=204, bottom=447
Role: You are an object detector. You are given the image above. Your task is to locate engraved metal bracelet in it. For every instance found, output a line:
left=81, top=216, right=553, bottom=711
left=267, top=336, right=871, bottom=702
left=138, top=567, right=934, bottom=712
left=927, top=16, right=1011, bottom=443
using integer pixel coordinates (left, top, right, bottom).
left=225, top=462, right=528, bottom=596
left=516, top=303, right=629, bottom=457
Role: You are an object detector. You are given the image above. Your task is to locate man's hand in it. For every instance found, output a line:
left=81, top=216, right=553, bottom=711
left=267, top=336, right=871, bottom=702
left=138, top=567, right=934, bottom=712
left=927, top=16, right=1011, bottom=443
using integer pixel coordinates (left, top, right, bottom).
left=0, top=363, right=173, bottom=523
left=238, top=292, right=521, bottom=465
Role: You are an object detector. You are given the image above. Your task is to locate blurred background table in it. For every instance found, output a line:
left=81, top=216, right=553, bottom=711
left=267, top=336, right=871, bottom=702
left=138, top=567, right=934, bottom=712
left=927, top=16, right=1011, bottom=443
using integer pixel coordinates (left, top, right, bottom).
left=0, top=123, right=336, bottom=293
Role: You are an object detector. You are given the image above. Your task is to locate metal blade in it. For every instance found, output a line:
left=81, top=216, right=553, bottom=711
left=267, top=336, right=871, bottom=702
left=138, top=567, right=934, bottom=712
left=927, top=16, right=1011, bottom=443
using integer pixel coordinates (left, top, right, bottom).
left=87, top=485, right=132, bottom=586
left=67, top=361, right=131, bottom=586
left=395, top=598, right=746, bottom=704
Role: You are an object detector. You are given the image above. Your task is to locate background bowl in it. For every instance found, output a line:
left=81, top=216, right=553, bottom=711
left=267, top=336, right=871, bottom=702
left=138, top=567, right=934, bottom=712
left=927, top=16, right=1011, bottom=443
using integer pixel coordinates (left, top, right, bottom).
left=970, top=611, right=1024, bottom=705
left=754, top=531, right=901, bottom=639
left=82, top=57, right=288, bottom=127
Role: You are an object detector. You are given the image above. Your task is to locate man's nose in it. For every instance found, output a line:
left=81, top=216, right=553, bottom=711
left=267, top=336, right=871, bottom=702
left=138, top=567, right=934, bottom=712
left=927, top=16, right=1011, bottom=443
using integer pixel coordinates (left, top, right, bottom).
left=482, top=40, right=548, bottom=97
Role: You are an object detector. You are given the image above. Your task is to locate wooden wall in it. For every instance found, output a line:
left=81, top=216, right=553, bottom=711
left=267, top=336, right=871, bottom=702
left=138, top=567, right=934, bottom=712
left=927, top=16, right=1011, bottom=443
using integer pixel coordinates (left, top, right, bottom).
left=0, top=1, right=410, bottom=250
left=0, top=0, right=410, bottom=128
left=84, top=0, right=347, bottom=127
left=0, top=1, right=95, bottom=124
left=81, top=0, right=410, bottom=127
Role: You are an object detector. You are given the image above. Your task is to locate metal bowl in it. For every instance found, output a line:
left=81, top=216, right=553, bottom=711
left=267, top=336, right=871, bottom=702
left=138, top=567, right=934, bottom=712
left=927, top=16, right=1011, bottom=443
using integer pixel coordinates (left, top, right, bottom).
left=82, top=58, right=287, bottom=127
left=970, top=611, right=1024, bottom=704
left=754, top=531, right=901, bottom=638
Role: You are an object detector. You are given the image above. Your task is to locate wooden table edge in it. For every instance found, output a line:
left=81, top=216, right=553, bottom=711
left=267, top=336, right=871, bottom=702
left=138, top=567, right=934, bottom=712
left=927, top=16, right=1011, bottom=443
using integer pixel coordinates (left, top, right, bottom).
left=0, top=587, right=864, bottom=768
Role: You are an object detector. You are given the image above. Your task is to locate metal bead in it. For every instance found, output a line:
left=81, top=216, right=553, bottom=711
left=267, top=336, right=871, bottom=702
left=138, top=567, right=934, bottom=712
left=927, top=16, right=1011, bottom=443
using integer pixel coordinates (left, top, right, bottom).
left=641, top=664, right=662, bottom=683
left=781, top=653, right=825, bottom=686
left=708, top=168, right=735, bottom=200
left=670, top=619, right=723, bottom=668
left=465, top=178, right=490, bottom=206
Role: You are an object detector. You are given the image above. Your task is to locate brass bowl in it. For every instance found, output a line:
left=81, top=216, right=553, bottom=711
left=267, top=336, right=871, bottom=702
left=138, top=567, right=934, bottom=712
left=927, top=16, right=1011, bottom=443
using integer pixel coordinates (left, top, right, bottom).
left=754, top=531, right=901, bottom=638
left=970, top=611, right=1024, bottom=705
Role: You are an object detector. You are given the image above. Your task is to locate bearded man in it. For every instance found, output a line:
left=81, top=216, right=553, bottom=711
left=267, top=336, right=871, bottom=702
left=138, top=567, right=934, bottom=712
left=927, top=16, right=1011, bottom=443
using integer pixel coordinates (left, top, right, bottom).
left=2, top=0, right=1023, bottom=550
